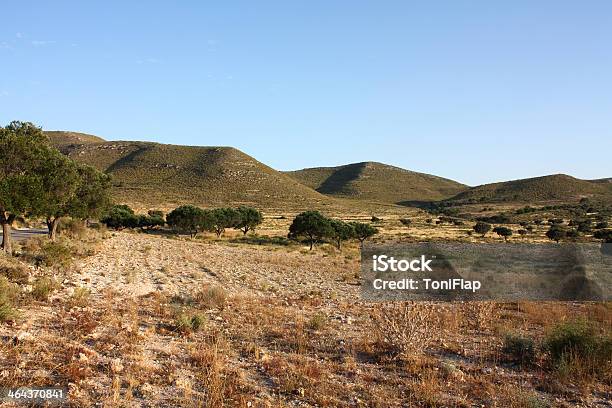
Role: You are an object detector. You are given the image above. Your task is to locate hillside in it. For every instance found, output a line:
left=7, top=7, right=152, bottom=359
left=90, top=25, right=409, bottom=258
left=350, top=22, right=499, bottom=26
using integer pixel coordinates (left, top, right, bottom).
left=447, top=174, right=611, bottom=203
left=284, top=162, right=467, bottom=204
left=47, top=135, right=333, bottom=210
left=44, top=130, right=106, bottom=147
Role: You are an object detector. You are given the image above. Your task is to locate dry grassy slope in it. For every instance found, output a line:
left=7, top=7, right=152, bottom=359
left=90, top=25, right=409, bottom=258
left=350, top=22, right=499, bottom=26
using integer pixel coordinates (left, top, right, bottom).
left=48, top=135, right=335, bottom=210
left=448, top=174, right=612, bottom=203
left=44, top=130, right=106, bottom=146
left=284, top=162, right=467, bottom=204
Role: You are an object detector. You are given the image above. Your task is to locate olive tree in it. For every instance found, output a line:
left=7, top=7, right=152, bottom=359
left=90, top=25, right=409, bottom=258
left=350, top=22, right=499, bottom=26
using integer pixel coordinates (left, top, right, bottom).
left=329, top=219, right=355, bottom=250
left=350, top=222, right=379, bottom=244
left=101, top=204, right=139, bottom=230
left=546, top=226, right=566, bottom=243
left=473, top=221, right=491, bottom=237
left=166, top=205, right=208, bottom=238
left=234, top=206, right=263, bottom=235
left=288, top=211, right=333, bottom=250
left=36, top=152, right=81, bottom=240
left=0, top=121, right=51, bottom=254
left=211, top=207, right=241, bottom=237
left=492, top=226, right=512, bottom=242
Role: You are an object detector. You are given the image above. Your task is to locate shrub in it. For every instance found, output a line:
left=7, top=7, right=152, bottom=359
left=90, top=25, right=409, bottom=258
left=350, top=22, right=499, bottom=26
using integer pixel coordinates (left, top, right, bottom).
left=137, top=214, right=165, bottom=230
left=518, top=229, right=528, bottom=237
left=546, top=226, right=566, bottom=243
left=502, top=333, right=536, bottom=363
left=371, top=216, right=381, bottom=223
left=595, top=221, right=609, bottom=229
left=57, top=218, right=88, bottom=239
left=175, top=312, right=206, bottom=335
left=543, top=320, right=611, bottom=380
left=371, top=303, right=438, bottom=359
left=566, top=229, right=580, bottom=239
left=230, top=235, right=291, bottom=246
left=306, top=312, right=327, bottom=331
left=0, top=276, right=19, bottom=322
left=196, top=285, right=226, bottom=310
left=399, top=218, right=411, bottom=226
left=100, top=204, right=139, bottom=229
left=38, top=241, right=73, bottom=268
left=473, top=221, right=491, bottom=237
left=492, top=226, right=512, bottom=241
left=0, top=257, right=29, bottom=284
left=70, top=287, right=91, bottom=308
left=593, top=229, right=612, bottom=243
left=31, top=276, right=59, bottom=301
left=477, top=214, right=511, bottom=224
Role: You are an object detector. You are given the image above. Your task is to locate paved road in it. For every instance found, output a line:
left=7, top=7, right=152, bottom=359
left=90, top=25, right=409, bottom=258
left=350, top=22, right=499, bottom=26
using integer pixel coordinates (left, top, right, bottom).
left=0, top=228, right=48, bottom=242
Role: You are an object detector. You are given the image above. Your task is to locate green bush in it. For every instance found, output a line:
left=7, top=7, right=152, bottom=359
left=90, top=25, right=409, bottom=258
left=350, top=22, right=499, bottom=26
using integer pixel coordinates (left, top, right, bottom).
left=473, top=221, right=491, bottom=237
left=101, top=204, right=139, bottom=229
left=493, top=226, right=513, bottom=241
left=39, top=241, right=73, bottom=268
left=31, top=276, right=59, bottom=301
left=543, top=320, right=611, bottom=378
left=502, top=333, right=535, bottom=363
left=0, top=276, right=19, bottom=322
left=307, top=312, right=327, bottom=331
left=0, top=257, right=29, bottom=284
left=175, top=312, right=205, bottom=334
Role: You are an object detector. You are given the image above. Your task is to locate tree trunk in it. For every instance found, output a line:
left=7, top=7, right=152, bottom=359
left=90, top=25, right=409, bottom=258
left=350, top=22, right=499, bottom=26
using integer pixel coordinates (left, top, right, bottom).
left=1, top=219, right=12, bottom=255
left=336, top=239, right=341, bottom=250
left=309, top=238, right=314, bottom=250
left=242, top=227, right=248, bottom=235
left=47, top=218, right=59, bottom=241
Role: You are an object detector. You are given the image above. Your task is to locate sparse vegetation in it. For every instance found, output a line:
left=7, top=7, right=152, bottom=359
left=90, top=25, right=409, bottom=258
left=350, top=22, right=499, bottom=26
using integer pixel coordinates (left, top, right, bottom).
left=0, top=122, right=607, bottom=407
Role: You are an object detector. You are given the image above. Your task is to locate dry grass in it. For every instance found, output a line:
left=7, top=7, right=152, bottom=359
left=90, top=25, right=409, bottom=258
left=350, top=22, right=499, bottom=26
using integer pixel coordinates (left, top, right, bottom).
left=0, top=212, right=609, bottom=406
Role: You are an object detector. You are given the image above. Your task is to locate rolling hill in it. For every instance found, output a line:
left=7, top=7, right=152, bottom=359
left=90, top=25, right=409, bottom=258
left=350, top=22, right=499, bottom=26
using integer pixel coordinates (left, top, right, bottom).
left=47, top=134, right=333, bottom=211
left=44, top=131, right=106, bottom=147
left=446, top=174, right=612, bottom=203
left=284, top=162, right=467, bottom=204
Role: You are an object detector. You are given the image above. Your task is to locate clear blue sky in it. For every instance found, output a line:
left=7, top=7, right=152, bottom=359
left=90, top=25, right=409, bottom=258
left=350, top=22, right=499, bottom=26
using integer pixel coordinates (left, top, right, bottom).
left=1, top=1, right=611, bottom=186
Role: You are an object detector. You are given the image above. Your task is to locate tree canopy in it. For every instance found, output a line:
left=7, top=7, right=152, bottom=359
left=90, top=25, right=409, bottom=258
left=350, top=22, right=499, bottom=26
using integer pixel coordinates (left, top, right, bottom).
left=288, top=211, right=334, bottom=250
left=0, top=121, right=111, bottom=251
left=234, top=206, right=263, bottom=235
left=166, top=205, right=208, bottom=238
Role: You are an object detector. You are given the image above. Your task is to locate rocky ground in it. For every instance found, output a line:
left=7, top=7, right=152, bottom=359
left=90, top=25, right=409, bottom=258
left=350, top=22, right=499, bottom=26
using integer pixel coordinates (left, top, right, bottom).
left=0, top=230, right=610, bottom=407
